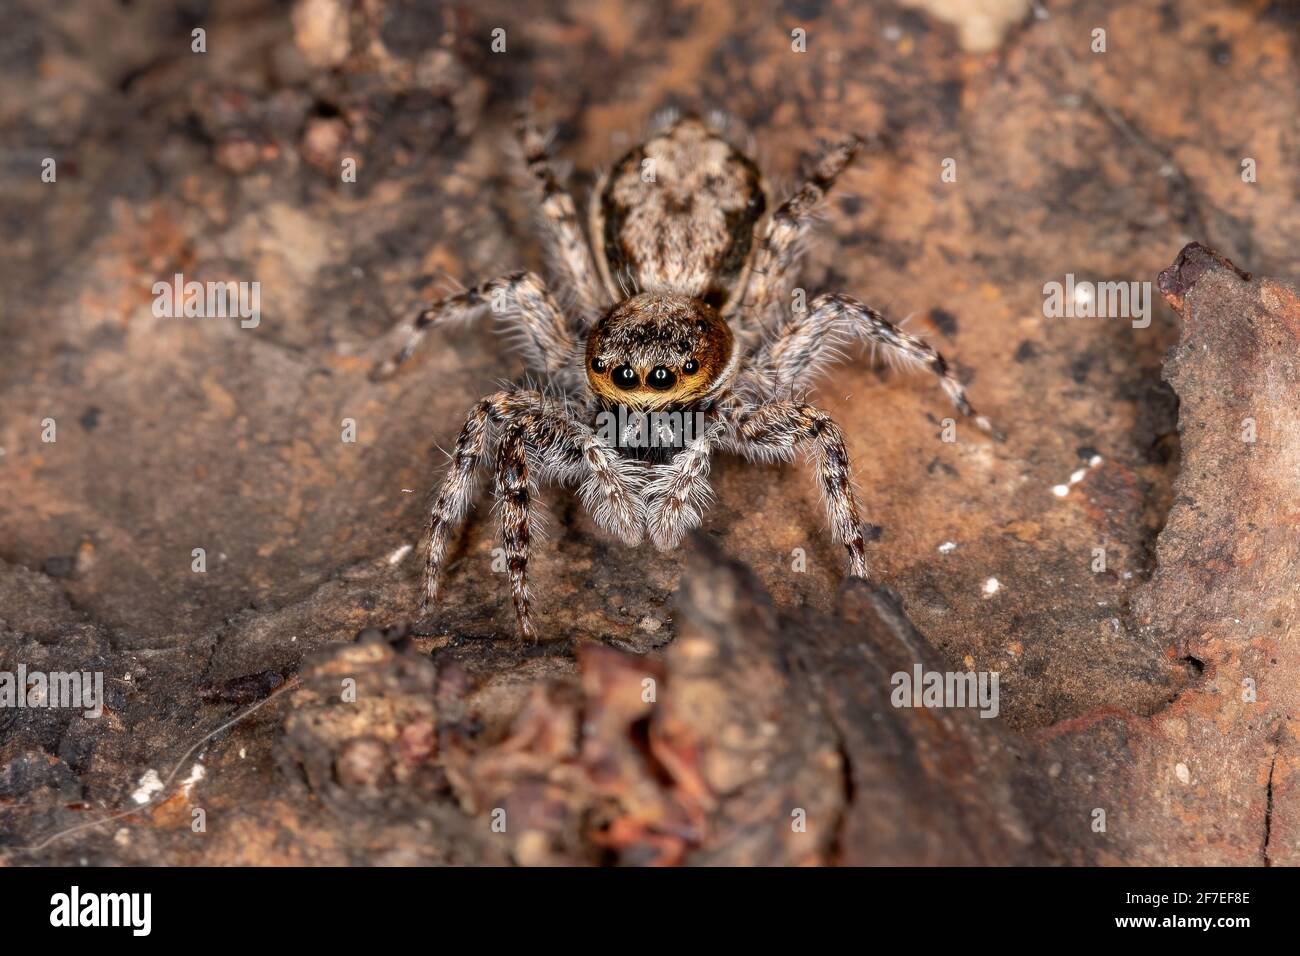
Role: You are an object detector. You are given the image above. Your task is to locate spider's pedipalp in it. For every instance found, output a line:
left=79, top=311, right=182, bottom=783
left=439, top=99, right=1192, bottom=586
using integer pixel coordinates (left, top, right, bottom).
left=643, top=417, right=729, bottom=550
left=574, top=436, right=647, bottom=546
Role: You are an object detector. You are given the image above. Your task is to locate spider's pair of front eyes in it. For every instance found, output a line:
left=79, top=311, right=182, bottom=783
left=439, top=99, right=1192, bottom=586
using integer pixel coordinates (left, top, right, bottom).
left=591, top=358, right=699, bottom=391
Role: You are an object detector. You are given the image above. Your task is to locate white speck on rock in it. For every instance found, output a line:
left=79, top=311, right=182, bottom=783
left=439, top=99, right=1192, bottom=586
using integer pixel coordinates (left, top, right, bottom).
left=982, top=577, right=1001, bottom=596
left=387, top=543, right=413, bottom=565
left=180, top=762, right=206, bottom=797
left=1052, top=454, right=1105, bottom=499
left=1175, top=762, right=1191, bottom=785
left=131, top=769, right=165, bottom=805
left=938, top=541, right=957, bottom=554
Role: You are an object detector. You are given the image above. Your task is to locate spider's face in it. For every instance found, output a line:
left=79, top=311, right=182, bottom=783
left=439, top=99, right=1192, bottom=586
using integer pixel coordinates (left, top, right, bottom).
left=585, top=292, right=736, bottom=410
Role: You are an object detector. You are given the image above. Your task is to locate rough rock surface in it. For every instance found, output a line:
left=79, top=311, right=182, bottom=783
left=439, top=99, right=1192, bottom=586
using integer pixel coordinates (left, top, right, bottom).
left=1, top=0, right=1297, bottom=864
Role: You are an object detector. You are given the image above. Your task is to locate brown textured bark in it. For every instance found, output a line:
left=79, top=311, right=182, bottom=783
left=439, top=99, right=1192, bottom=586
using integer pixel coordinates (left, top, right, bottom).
left=1, top=0, right=1297, bottom=864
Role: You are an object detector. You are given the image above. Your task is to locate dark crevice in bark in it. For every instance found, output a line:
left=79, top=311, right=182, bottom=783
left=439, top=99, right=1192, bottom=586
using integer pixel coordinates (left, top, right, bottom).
left=1262, top=748, right=1277, bottom=867
left=825, top=735, right=855, bottom=866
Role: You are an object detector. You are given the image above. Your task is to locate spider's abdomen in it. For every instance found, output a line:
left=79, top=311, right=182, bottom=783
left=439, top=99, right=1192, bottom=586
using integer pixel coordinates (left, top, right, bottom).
left=595, top=115, right=766, bottom=311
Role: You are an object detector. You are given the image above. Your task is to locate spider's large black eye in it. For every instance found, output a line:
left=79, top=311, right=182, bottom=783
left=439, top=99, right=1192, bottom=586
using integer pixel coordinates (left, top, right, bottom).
left=682, top=359, right=699, bottom=375
left=647, top=366, right=676, bottom=390
left=612, top=364, right=639, bottom=390
left=591, top=357, right=606, bottom=373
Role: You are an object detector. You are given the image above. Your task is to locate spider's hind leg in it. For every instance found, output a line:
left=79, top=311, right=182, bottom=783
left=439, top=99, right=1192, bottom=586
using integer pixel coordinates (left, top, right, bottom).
left=737, top=135, right=862, bottom=337
left=516, top=116, right=608, bottom=319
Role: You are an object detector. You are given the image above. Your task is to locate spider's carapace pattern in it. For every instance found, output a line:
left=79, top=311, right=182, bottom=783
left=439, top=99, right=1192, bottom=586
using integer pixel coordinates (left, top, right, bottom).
left=374, top=111, right=997, bottom=639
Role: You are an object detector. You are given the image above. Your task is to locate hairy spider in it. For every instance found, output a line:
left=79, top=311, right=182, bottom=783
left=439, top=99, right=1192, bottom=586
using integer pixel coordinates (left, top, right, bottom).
left=373, top=111, right=996, bottom=639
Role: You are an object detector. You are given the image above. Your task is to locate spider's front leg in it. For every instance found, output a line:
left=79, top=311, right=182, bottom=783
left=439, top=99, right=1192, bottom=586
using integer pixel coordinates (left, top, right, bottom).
left=371, top=270, right=579, bottom=384
left=420, top=389, right=644, bottom=638
left=750, top=292, right=1001, bottom=438
left=494, top=423, right=537, bottom=638
left=490, top=410, right=647, bottom=639
left=729, top=401, right=869, bottom=578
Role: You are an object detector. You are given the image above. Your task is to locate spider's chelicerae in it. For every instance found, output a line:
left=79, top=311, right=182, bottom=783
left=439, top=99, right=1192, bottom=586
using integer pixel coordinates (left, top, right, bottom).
left=374, top=111, right=996, bottom=639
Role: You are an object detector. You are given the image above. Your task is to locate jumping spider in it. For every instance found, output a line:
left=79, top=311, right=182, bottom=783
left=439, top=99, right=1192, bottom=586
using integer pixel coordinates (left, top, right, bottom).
left=374, top=111, right=996, bottom=639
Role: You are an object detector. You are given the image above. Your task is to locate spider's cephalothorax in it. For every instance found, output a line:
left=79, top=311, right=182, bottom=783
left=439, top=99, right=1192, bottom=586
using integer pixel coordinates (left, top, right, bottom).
left=585, top=293, right=736, bottom=412
left=585, top=293, right=736, bottom=464
left=373, top=111, right=998, bottom=639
